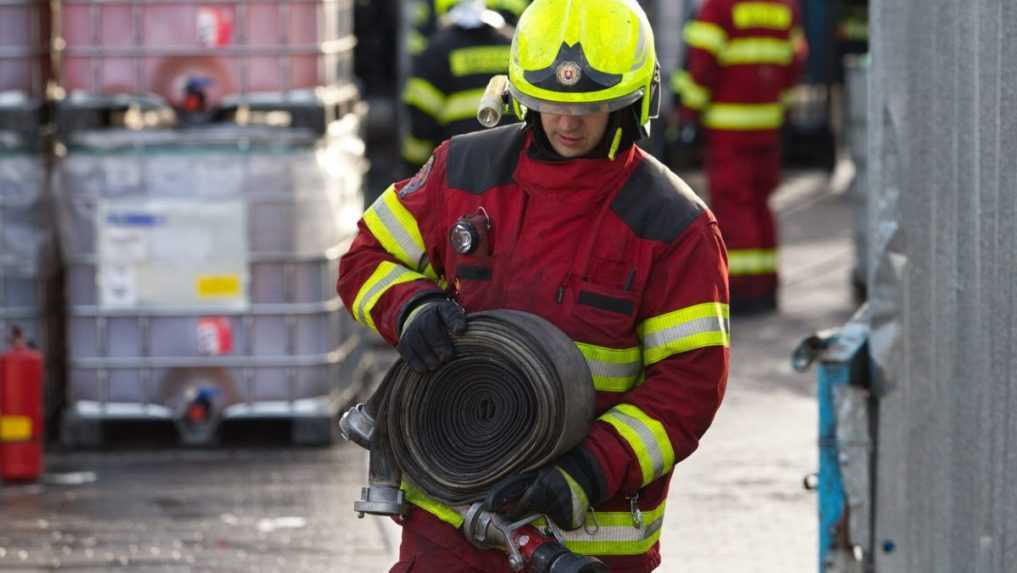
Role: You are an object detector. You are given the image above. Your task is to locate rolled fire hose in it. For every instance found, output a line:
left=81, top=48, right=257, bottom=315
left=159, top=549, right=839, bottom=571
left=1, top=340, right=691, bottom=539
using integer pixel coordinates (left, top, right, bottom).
left=343, top=309, right=596, bottom=505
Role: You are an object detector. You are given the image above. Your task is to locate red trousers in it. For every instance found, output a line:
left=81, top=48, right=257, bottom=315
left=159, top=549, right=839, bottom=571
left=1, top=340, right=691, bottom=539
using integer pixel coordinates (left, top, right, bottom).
left=389, top=507, right=659, bottom=572
left=705, top=137, right=781, bottom=304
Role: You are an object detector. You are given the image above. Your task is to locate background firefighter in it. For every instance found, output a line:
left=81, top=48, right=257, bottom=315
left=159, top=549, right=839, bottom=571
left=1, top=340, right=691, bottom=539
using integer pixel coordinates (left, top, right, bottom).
left=400, top=0, right=515, bottom=173
left=673, top=0, right=808, bottom=315
left=338, top=0, right=730, bottom=571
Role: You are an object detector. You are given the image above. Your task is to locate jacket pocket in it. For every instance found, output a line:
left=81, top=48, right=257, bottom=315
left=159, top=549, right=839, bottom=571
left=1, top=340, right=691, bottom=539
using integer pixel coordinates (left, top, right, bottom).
left=451, top=253, right=500, bottom=311
left=571, top=277, right=638, bottom=339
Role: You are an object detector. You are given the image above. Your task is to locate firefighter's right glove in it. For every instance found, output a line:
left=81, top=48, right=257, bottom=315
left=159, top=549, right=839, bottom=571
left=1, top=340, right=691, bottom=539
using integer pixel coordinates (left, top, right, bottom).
left=397, top=297, right=467, bottom=372
left=482, top=448, right=605, bottom=531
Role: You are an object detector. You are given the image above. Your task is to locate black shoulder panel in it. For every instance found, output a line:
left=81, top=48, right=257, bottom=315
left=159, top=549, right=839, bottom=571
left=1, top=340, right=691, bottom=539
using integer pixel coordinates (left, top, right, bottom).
left=611, top=153, right=707, bottom=243
left=447, top=124, right=525, bottom=195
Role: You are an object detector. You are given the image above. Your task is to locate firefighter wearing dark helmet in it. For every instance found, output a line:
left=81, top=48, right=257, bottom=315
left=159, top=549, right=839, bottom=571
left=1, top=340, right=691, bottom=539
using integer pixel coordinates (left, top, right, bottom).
left=401, top=0, right=515, bottom=172
left=339, top=0, right=730, bottom=571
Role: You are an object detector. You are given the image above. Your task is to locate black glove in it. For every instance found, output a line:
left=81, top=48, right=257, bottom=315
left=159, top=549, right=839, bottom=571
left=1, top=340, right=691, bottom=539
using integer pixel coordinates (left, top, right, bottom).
left=483, top=448, right=606, bottom=531
left=397, top=297, right=467, bottom=372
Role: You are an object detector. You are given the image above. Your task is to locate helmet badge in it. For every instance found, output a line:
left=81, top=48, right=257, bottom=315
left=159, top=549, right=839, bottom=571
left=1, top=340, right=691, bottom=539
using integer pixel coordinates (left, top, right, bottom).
left=555, top=61, right=582, bottom=86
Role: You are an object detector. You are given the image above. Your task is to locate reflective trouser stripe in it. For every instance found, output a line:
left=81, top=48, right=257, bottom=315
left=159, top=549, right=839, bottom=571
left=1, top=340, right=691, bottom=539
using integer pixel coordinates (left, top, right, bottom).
left=403, top=77, right=446, bottom=120
left=545, top=499, right=668, bottom=556
left=351, top=262, right=428, bottom=331
left=719, top=37, right=794, bottom=66
left=600, top=404, right=675, bottom=487
left=672, top=71, right=710, bottom=111
left=363, top=185, right=435, bottom=278
left=684, top=21, right=727, bottom=56
left=408, top=485, right=668, bottom=557
left=441, top=88, right=486, bottom=124
left=729, top=248, right=778, bottom=276
left=401, top=135, right=434, bottom=165
left=575, top=342, right=643, bottom=393
left=638, top=302, right=731, bottom=365
left=703, top=103, right=785, bottom=131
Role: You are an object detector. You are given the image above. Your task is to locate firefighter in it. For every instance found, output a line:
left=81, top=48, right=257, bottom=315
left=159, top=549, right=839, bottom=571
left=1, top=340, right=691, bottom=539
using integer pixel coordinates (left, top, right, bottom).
left=407, top=0, right=530, bottom=56
left=401, top=0, right=515, bottom=173
left=673, top=0, right=807, bottom=314
left=339, top=0, right=730, bottom=571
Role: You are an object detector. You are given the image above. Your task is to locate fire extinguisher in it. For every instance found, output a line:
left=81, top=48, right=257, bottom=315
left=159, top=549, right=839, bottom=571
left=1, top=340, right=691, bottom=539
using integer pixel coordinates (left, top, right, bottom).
left=0, top=326, right=44, bottom=481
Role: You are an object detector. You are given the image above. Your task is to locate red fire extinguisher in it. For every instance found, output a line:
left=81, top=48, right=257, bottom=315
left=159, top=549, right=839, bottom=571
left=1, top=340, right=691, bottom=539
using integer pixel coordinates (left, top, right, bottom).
left=0, top=326, right=44, bottom=481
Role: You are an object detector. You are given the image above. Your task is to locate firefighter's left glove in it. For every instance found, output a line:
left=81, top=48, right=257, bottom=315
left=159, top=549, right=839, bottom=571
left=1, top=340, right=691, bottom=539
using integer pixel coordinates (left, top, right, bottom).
left=483, top=447, right=605, bottom=531
left=398, top=297, right=467, bottom=373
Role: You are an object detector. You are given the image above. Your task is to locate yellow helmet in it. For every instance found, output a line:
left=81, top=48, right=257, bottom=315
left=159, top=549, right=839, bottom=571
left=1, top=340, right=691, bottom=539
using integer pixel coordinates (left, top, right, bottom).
left=508, top=0, right=660, bottom=127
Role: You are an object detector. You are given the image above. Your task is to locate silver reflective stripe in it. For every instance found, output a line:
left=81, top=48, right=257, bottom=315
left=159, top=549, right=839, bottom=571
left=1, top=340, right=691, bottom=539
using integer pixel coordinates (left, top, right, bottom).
left=371, top=199, right=427, bottom=273
left=560, top=515, right=664, bottom=544
left=355, top=264, right=413, bottom=324
left=643, top=315, right=730, bottom=349
left=609, top=410, right=666, bottom=481
left=586, top=359, right=642, bottom=379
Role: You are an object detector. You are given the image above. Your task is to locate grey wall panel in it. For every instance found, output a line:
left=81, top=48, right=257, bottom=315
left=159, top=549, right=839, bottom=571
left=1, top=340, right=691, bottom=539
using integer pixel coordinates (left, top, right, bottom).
left=870, top=0, right=1017, bottom=570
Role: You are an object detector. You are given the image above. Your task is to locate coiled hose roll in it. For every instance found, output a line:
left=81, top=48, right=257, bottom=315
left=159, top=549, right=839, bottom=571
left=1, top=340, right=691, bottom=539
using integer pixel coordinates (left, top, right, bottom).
left=372, top=309, right=595, bottom=506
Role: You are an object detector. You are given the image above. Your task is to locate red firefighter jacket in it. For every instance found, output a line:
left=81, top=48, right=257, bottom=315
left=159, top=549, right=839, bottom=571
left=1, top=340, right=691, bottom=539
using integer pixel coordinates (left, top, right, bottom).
left=674, top=0, right=807, bottom=145
left=338, top=124, right=730, bottom=569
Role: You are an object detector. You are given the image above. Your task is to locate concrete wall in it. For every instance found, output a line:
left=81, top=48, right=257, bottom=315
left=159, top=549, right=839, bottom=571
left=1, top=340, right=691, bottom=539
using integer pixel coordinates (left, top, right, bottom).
left=868, top=0, right=1017, bottom=570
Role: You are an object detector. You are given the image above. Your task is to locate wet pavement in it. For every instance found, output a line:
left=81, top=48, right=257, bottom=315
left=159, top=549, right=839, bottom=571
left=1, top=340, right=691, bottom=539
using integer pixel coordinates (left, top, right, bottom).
left=0, top=166, right=858, bottom=572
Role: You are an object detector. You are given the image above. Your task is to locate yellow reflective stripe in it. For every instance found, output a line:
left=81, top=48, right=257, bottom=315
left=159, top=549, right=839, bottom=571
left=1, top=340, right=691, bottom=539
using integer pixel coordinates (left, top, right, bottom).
left=719, top=37, right=794, bottom=66
left=351, top=261, right=426, bottom=331
left=408, top=30, right=428, bottom=56
left=0, top=415, right=32, bottom=441
left=671, top=71, right=711, bottom=110
left=703, top=102, right=785, bottom=130
left=600, top=404, right=675, bottom=487
left=403, top=77, right=446, bottom=119
left=638, top=302, right=731, bottom=365
left=363, top=185, right=434, bottom=277
left=441, top=88, right=486, bottom=124
left=732, top=2, right=792, bottom=30
left=401, top=135, right=434, bottom=165
left=575, top=341, right=642, bottom=393
left=401, top=478, right=465, bottom=527
left=557, top=500, right=667, bottom=555
left=449, top=45, right=511, bottom=76
left=684, top=21, right=727, bottom=56
left=728, top=248, right=778, bottom=276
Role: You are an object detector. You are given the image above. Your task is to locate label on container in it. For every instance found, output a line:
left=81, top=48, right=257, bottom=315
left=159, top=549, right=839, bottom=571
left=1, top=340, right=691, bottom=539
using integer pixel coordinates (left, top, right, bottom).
left=197, top=7, right=234, bottom=47
left=197, top=316, right=233, bottom=355
left=97, top=199, right=248, bottom=310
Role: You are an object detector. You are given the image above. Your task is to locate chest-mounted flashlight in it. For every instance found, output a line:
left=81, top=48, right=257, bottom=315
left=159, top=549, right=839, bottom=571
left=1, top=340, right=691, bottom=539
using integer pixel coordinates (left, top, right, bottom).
left=449, top=207, right=491, bottom=256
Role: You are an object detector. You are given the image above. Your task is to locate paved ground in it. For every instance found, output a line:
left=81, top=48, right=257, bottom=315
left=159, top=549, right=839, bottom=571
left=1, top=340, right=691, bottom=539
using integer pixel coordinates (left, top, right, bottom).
left=0, top=165, right=859, bottom=572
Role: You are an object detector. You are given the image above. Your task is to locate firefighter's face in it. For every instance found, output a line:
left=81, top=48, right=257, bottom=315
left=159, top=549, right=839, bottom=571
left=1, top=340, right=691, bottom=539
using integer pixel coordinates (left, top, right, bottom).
left=540, top=111, right=611, bottom=158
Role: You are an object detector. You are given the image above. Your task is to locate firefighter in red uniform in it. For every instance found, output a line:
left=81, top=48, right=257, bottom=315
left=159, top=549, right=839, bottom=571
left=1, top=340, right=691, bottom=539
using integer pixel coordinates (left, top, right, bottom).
left=338, top=0, right=730, bottom=571
left=673, top=0, right=807, bottom=314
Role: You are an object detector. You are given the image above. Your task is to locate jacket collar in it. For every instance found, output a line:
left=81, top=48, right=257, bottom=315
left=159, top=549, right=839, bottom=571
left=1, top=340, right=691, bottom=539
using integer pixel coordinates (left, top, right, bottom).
left=515, top=130, right=639, bottom=198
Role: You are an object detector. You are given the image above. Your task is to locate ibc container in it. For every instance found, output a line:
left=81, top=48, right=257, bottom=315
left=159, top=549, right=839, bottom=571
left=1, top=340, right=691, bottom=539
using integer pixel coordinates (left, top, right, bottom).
left=0, top=139, right=60, bottom=427
left=56, top=0, right=355, bottom=107
left=53, top=115, right=369, bottom=446
left=0, top=0, right=50, bottom=98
